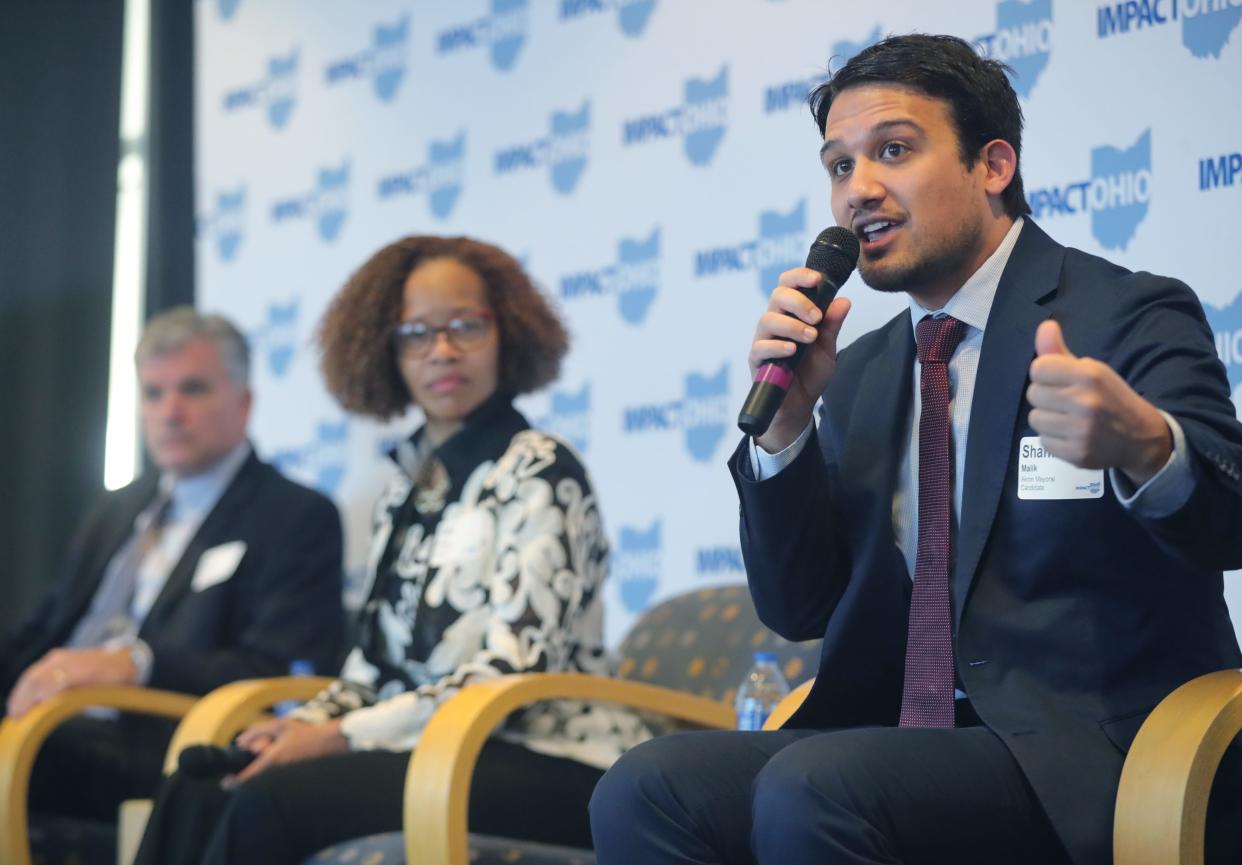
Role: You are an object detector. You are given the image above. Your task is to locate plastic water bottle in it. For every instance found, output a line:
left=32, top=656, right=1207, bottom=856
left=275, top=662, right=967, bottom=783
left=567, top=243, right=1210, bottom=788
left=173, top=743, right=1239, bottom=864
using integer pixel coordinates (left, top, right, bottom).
left=274, top=659, right=315, bottom=717
left=735, top=651, right=791, bottom=731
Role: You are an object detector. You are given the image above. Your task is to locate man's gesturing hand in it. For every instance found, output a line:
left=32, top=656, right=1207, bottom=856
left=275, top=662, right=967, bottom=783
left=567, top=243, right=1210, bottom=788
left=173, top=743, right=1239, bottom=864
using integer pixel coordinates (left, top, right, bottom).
left=1026, top=320, right=1171, bottom=488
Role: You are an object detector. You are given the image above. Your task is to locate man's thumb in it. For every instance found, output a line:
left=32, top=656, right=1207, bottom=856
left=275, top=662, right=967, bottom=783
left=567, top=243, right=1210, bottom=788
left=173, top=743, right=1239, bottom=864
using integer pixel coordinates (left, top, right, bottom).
left=1035, top=319, right=1074, bottom=358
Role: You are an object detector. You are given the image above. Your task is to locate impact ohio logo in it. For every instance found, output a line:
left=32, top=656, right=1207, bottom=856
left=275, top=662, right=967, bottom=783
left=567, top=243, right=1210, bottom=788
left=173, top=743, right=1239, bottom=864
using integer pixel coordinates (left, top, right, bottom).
left=764, top=27, right=879, bottom=114
left=271, top=162, right=351, bottom=243
left=324, top=15, right=409, bottom=103
left=1026, top=129, right=1152, bottom=251
left=1204, top=292, right=1242, bottom=405
left=247, top=300, right=299, bottom=377
left=559, top=227, right=660, bottom=324
left=1199, top=147, right=1242, bottom=192
left=975, top=0, right=1053, bottom=99
left=693, top=199, right=807, bottom=295
left=494, top=102, right=591, bottom=194
left=536, top=383, right=591, bottom=453
left=1096, top=0, right=1242, bottom=59
left=222, top=50, right=299, bottom=130
left=272, top=420, right=350, bottom=496
left=558, top=0, right=658, bottom=36
left=437, top=0, right=528, bottom=73
left=621, top=364, right=730, bottom=462
left=199, top=187, right=246, bottom=262
left=695, top=544, right=744, bottom=576
left=612, top=520, right=661, bottom=613
left=378, top=132, right=466, bottom=220
left=621, top=66, right=728, bottom=167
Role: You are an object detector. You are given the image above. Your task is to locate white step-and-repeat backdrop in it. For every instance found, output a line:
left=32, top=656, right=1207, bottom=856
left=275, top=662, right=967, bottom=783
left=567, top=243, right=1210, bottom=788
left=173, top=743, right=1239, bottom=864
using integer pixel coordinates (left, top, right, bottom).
left=194, top=0, right=1242, bottom=645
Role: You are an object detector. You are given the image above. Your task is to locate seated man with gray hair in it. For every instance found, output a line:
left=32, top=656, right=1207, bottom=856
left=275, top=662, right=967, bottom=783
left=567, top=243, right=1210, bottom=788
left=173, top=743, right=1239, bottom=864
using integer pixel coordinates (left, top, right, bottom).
left=1, top=306, right=344, bottom=826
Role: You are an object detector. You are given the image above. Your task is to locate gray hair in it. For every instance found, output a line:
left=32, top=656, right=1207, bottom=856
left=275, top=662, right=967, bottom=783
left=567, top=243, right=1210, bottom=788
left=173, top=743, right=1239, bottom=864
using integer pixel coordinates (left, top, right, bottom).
left=136, top=306, right=251, bottom=387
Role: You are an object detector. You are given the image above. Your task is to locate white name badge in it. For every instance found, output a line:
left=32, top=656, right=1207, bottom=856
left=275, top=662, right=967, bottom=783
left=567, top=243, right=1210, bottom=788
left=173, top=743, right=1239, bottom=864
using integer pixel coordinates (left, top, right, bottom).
left=430, top=508, right=495, bottom=569
left=1017, top=437, right=1105, bottom=500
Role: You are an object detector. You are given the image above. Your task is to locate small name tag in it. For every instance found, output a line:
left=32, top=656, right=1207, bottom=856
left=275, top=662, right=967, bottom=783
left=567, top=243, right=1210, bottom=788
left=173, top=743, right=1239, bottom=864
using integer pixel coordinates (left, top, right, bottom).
left=1017, top=437, right=1105, bottom=500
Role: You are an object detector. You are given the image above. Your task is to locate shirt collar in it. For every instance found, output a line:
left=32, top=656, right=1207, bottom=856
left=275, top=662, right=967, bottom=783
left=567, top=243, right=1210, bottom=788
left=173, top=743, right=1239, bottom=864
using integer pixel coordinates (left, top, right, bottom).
left=907, top=216, right=1025, bottom=336
left=390, top=391, right=529, bottom=489
left=160, top=440, right=252, bottom=519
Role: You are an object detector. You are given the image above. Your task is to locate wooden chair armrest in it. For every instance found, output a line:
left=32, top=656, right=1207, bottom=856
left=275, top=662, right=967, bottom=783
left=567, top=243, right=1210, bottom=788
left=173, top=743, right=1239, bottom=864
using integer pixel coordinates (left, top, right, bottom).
left=163, top=676, right=335, bottom=773
left=0, top=686, right=197, bottom=865
left=763, top=678, right=814, bottom=730
left=1114, top=668, right=1242, bottom=865
left=405, top=672, right=735, bottom=865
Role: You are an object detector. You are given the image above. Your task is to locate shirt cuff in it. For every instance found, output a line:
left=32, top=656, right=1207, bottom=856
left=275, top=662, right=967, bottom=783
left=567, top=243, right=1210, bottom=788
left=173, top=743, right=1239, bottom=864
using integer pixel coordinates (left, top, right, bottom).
left=338, top=691, right=432, bottom=752
left=1111, top=411, right=1193, bottom=518
left=103, top=635, right=153, bottom=685
left=749, top=422, right=814, bottom=480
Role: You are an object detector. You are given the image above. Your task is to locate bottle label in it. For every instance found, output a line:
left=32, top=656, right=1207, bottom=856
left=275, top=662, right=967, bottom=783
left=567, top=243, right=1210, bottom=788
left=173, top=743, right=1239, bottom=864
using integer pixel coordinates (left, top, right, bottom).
left=736, top=701, right=768, bottom=731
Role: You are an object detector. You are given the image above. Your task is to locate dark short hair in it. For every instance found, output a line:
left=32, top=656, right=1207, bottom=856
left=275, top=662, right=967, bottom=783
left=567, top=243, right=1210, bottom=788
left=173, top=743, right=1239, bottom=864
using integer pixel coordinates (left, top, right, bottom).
left=809, top=33, right=1031, bottom=219
left=318, top=235, right=568, bottom=419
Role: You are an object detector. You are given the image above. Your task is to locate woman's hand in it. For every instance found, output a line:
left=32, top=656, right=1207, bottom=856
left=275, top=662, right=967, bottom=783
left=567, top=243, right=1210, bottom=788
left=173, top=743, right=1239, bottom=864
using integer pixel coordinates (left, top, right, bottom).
left=225, top=718, right=349, bottom=787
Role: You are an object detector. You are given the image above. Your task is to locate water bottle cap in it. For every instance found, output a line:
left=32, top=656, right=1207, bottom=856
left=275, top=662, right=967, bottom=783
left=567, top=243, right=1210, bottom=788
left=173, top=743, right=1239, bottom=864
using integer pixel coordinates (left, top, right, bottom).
left=753, top=651, right=778, bottom=663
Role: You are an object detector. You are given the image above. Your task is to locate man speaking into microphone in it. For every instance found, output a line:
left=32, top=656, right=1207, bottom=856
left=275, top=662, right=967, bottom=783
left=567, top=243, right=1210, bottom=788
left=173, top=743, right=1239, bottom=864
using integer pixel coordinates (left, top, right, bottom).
left=590, top=34, right=1242, bottom=865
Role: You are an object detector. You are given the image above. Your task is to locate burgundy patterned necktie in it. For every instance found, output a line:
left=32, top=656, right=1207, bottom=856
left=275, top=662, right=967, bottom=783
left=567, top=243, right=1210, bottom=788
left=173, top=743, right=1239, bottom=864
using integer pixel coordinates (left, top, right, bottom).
left=899, top=315, right=968, bottom=728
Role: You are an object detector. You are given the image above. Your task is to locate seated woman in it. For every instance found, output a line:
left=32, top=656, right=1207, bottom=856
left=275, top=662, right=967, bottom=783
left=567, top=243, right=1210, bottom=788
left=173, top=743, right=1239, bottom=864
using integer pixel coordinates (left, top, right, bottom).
left=135, top=235, right=645, bottom=865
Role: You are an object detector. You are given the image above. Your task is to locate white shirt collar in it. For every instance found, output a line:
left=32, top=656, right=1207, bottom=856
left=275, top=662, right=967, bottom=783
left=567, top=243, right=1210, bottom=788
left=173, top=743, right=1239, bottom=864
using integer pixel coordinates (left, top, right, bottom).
left=160, top=440, right=252, bottom=518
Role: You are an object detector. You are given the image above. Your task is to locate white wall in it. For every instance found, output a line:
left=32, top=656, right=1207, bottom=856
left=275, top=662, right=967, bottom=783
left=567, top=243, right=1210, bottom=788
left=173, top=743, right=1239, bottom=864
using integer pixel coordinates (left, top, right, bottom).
left=195, top=0, right=1242, bottom=644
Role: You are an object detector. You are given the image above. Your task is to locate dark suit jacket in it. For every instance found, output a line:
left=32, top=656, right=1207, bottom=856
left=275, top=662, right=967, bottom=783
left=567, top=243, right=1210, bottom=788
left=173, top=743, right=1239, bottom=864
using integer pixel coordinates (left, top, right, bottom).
left=1, top=451, right=345, bottom=699
left=729, top=220, right=1242, bottom=865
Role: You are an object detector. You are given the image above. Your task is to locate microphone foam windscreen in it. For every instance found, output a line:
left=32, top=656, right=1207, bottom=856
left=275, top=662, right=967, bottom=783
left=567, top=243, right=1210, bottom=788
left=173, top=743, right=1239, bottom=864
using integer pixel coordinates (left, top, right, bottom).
left=806, top=226, right=860, bottom=285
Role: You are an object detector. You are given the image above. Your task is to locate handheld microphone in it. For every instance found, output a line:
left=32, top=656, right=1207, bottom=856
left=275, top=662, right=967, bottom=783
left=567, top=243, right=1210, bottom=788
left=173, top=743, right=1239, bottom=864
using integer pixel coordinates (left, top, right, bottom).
left=178, top=743, right=257, bottom=778
left=737, top=226, right=860, bottom=438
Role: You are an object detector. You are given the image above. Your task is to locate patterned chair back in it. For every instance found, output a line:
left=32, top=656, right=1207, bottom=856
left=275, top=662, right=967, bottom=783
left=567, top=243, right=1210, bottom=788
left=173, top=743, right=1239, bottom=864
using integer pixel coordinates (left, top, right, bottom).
left=615, top=584, right=821, bottom=707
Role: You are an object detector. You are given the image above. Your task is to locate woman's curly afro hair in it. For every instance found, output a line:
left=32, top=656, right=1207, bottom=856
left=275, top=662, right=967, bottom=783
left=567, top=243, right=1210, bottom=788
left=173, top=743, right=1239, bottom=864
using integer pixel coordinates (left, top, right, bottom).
left=318, top=235, right=568, bottom=419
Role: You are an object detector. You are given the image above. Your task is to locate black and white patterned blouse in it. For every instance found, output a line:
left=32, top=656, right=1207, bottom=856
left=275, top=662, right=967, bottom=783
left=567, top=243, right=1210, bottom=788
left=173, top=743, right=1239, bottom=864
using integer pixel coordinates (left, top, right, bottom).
left=294, top=394, right=647, bottom=767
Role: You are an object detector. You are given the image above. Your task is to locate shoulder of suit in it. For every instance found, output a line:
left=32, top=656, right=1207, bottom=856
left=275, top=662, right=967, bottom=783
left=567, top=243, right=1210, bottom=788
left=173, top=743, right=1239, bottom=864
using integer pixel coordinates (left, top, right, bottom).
left=95, top=472, right=160, bottom=513
left=245, top=456, right=341, bottom=513
left=1058, top=245, right=1192, bottom=306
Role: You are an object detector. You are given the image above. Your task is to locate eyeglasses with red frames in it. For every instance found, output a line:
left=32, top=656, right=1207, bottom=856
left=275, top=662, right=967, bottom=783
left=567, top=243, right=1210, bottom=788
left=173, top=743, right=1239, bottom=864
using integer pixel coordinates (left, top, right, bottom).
left=391, top=310, right=496, bottom=357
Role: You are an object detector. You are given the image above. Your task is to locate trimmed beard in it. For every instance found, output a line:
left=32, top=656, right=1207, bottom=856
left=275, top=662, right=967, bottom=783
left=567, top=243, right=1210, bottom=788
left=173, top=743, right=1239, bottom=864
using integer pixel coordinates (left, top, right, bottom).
left=857, top=213, right=982, bottom=299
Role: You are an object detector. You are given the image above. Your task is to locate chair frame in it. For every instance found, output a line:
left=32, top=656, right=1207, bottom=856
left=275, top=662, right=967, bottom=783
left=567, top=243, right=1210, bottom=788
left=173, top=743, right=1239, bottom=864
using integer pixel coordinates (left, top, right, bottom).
left=0, top=686, right=197, bottom=865
left=152, top=673, right=732, bottom=865
left=406, top=672, right=735, bottom=865
left=1113, top=668, right=1242, bottom=865
left=755, top=671, right=1242, bottom=865
left=19, top=669, right=1236, bottom=865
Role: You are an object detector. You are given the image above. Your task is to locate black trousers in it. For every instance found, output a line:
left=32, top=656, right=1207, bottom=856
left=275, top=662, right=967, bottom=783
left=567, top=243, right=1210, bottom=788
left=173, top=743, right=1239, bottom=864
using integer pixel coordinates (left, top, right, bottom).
left=28, top=714, right=170, bottom=822
left=134, top=738, right=604, bottom=865
left=590, top=723, right=1242, bottom=865
left=589, top=723, right=1075, bottom=865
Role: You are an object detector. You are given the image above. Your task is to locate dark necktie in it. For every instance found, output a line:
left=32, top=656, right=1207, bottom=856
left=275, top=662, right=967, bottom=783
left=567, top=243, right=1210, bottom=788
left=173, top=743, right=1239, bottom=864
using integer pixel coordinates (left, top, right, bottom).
left=899, top=315, right=968, bottom=728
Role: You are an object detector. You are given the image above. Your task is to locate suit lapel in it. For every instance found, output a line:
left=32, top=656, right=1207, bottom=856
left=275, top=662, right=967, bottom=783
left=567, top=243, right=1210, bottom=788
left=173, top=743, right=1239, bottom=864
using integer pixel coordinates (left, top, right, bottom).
left=953, top=222, right=1064, bottom=628
left=140, top=454, right=264, bottom=633
left=842, top=313, right=916, bottom=549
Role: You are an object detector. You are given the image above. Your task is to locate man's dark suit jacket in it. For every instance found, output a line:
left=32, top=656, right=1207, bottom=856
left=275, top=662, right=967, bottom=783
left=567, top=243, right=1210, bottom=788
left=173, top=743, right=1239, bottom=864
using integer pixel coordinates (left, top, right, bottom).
left=729, top=220, right=1242, bottom=865
left=1, top=451, right=345, bottom=700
